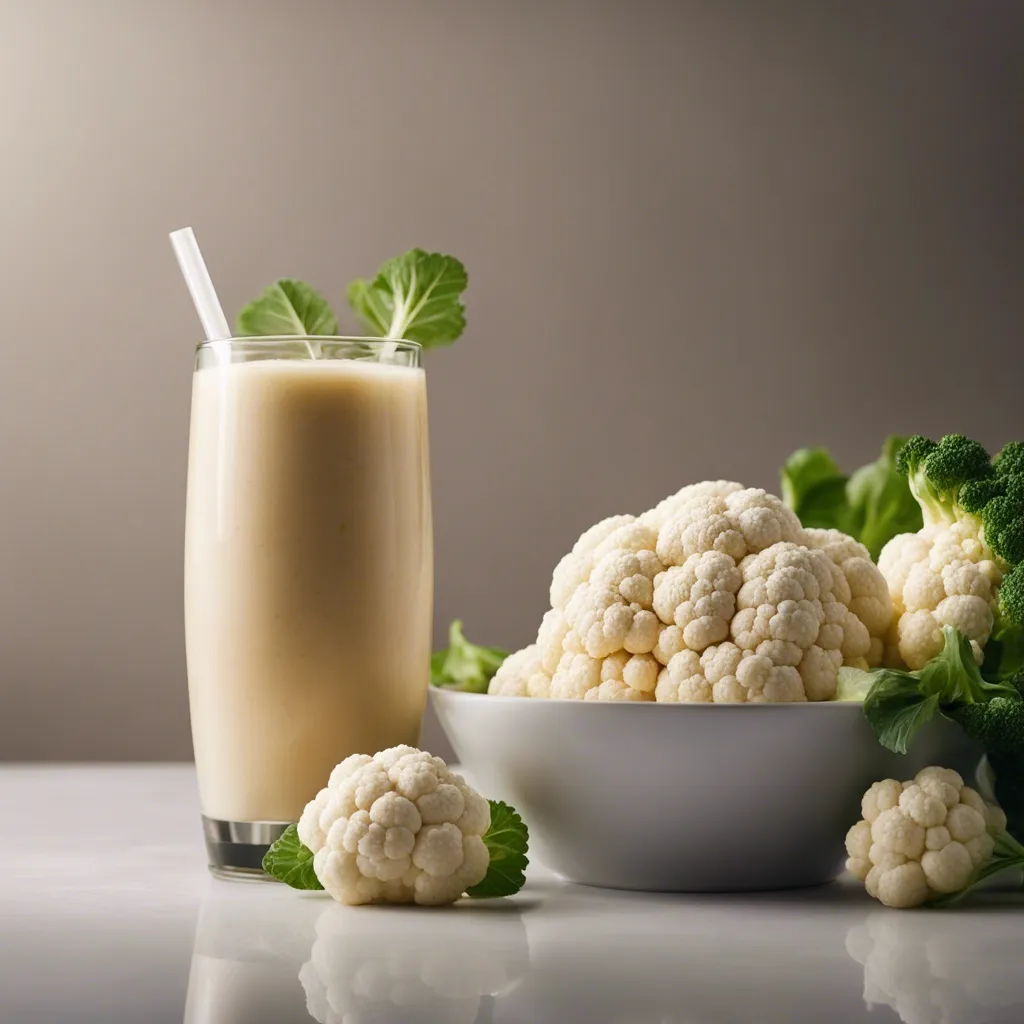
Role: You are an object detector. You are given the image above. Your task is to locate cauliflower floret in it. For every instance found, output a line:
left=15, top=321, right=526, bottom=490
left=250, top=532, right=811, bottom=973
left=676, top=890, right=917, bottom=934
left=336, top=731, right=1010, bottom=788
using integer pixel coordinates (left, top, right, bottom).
left=639, top=480, right=745, bottom=530
left=549, top=515, right=657, bottom=609
left=803, top=528, right=892, bottom=666
left=549, top=645, right=656, bottom=701
left=535, top=607, right=570, bottom=675
left=564, top=548, right=663, bottom=658
left=655, top=488, right=804, bottom=566
left=879, top=522, right=1003, bottom=670
left=652, top=551, right=741, bottom=651
left=487, top=644, right=550, bottom=698
left=298, top=746, right=491, bottom=906
left=846, top=767, right=1008, bottom=908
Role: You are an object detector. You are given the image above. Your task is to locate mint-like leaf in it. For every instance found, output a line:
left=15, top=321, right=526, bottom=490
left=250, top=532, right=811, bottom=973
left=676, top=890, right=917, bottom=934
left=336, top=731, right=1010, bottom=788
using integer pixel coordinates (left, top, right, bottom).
left=348, top=249, right=467, bottom=347
left=431, top=620, right=508, bottom=693
left=262, top=824, right=324, bottom=890
left=467, top=800, right=529, bottom=899
left=236, top=279, right=339, bottom=337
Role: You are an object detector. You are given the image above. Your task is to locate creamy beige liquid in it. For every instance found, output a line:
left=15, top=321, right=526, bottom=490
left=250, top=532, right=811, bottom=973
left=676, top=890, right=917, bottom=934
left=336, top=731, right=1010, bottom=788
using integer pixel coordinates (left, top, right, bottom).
left=184, top=358, right=432, bottom=822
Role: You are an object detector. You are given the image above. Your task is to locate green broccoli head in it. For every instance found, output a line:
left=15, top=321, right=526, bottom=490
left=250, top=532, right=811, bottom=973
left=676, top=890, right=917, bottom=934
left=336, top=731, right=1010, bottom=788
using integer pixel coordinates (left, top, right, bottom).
left=950, top=696, right=1024, bottom=755
left=896, top=433, right=993, bottom=526
left=959, top=476, right=1005, bottom=515
left=894, top=435, right=938, bottom=477
left=1000, top=565, right=1024, bottom=627
left=924, top=434, right=992, bottom=489
left=994, top=442, right=1024, bottom=478
left=972, top=461, right=1024, bottom=569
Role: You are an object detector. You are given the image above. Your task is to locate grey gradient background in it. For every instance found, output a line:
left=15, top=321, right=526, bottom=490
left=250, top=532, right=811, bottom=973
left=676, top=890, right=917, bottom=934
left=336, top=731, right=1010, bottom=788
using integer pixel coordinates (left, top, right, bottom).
left=1, top=1, right=1021, bottom=762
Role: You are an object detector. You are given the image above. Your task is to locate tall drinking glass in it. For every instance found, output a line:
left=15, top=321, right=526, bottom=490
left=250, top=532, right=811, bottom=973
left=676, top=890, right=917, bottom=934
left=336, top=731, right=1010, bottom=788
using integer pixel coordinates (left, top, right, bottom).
left=184, top=337, right=433, bottom=877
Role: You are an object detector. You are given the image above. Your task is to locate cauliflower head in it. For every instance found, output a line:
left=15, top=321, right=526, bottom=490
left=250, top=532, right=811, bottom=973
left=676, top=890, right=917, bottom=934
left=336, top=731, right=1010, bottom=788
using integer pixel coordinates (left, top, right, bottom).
left=297, top=746, right=491, bottom=906
left=845, top=766, right=1007, bottom=908
left=490, top=483, right=893, bottom=703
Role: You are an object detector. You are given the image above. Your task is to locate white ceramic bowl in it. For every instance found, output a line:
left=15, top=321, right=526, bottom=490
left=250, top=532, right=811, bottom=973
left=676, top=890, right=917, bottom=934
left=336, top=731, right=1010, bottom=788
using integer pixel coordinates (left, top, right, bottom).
left=430, top=690, right=981, bottom=892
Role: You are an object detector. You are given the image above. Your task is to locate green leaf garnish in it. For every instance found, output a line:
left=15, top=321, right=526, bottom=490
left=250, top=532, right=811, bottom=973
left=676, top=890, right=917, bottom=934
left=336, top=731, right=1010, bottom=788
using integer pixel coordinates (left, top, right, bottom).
left=781, top=447, right=853, bottom=532
left=862, top=627, right=1020, bottom=753
left=430, top=620, right=508, bottom=693
left=347, top=249, right=467, bottom=347
left=780, top=436, right=922, bottom=560
left=467, top=800, right=530, bottom=899
left=236, top=279, right=339, bottom=337
left=262, top=824, right=324, bottom=890
left=863, top=672, right=942, bottom=754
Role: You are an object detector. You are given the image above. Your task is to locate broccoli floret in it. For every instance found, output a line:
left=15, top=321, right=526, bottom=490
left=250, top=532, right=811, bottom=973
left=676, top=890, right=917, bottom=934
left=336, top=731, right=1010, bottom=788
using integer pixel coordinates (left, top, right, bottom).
left=894, top=435, right=938, bottom=476
left=983, top=495, right=1024, bottom=566
left=896, top=433, right=993, bottom=526
left=950, top=697, right=1024, bottom=754
left=999, top=565, right=1024, bottom=628
left=994, top=441, right=1024, bottom=478
left=925, top=434, right=992, bottom=489
left=960, top=476, right=1006, bottom=514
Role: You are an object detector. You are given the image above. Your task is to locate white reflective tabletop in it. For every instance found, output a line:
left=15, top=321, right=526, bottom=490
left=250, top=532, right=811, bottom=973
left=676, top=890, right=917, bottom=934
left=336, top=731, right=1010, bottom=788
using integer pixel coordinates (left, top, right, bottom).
left=3, top=765, right=1022, bottom=1024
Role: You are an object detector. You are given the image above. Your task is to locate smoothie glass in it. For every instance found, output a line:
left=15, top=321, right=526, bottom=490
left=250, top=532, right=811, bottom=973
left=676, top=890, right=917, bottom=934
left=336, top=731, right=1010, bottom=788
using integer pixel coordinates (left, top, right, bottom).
left=184, top=337, right=433, bottom=877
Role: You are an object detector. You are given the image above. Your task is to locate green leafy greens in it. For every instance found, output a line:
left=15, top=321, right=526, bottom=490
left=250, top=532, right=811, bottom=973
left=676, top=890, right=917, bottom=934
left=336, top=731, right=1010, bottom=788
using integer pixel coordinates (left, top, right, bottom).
left=261, top=824, right=324, bottom=890
left=348, top=250, right=468, bottom=346
left=236, top=249, right=468, bottom=348
left=780, top=435, right=922, bottom=559
left=262, top=799, right=529, bottom=899
left=466, top=801, right=530, bottom=899
left=852, top=626, right=1018, bottom=755
left=236, top=280, right=338, bottom=337
left=430, top=620, right=508, bottom=693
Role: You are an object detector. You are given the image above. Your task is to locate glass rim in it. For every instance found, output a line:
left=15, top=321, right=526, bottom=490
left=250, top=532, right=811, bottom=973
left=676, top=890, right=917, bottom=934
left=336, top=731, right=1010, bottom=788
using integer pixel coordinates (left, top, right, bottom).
left=196, top=335, right=422, bottom=353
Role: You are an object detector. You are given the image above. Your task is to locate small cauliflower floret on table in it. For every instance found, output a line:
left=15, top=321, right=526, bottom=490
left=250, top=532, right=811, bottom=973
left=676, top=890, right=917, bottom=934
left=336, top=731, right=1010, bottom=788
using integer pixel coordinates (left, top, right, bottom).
left=297, top=746, right=491, bottom=906
left=845, top=766, right=1009, bottom=908
left=876, top=434, right=1024, bottom=675
left=491, top=482, right=894, bottom=702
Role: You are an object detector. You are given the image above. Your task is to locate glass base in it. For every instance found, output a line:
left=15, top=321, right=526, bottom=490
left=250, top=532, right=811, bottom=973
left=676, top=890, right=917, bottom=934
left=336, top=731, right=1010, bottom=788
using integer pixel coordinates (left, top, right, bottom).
left=202, top=815, right=292, bottom=878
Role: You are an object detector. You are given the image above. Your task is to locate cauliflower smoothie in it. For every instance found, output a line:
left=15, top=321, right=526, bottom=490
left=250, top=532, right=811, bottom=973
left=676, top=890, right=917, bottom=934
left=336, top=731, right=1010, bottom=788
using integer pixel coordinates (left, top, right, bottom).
left=184, top=340, right=432, bottom=871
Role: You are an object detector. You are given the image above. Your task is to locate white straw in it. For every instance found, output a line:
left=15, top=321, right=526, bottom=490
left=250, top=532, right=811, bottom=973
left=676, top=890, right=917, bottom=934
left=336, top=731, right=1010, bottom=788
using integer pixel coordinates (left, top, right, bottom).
left=169, top=227, right=231, bottom=341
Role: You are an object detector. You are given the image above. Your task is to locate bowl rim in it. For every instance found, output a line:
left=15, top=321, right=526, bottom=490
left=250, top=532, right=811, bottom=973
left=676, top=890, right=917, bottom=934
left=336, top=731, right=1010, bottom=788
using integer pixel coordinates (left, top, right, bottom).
left=429, top=688, right=867, bottom=711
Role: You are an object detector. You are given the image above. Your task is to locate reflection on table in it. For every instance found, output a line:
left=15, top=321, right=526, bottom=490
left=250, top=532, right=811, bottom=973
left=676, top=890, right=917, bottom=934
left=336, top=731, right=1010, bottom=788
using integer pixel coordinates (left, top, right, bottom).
left=846, top=904, right=1024, bottom=1024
